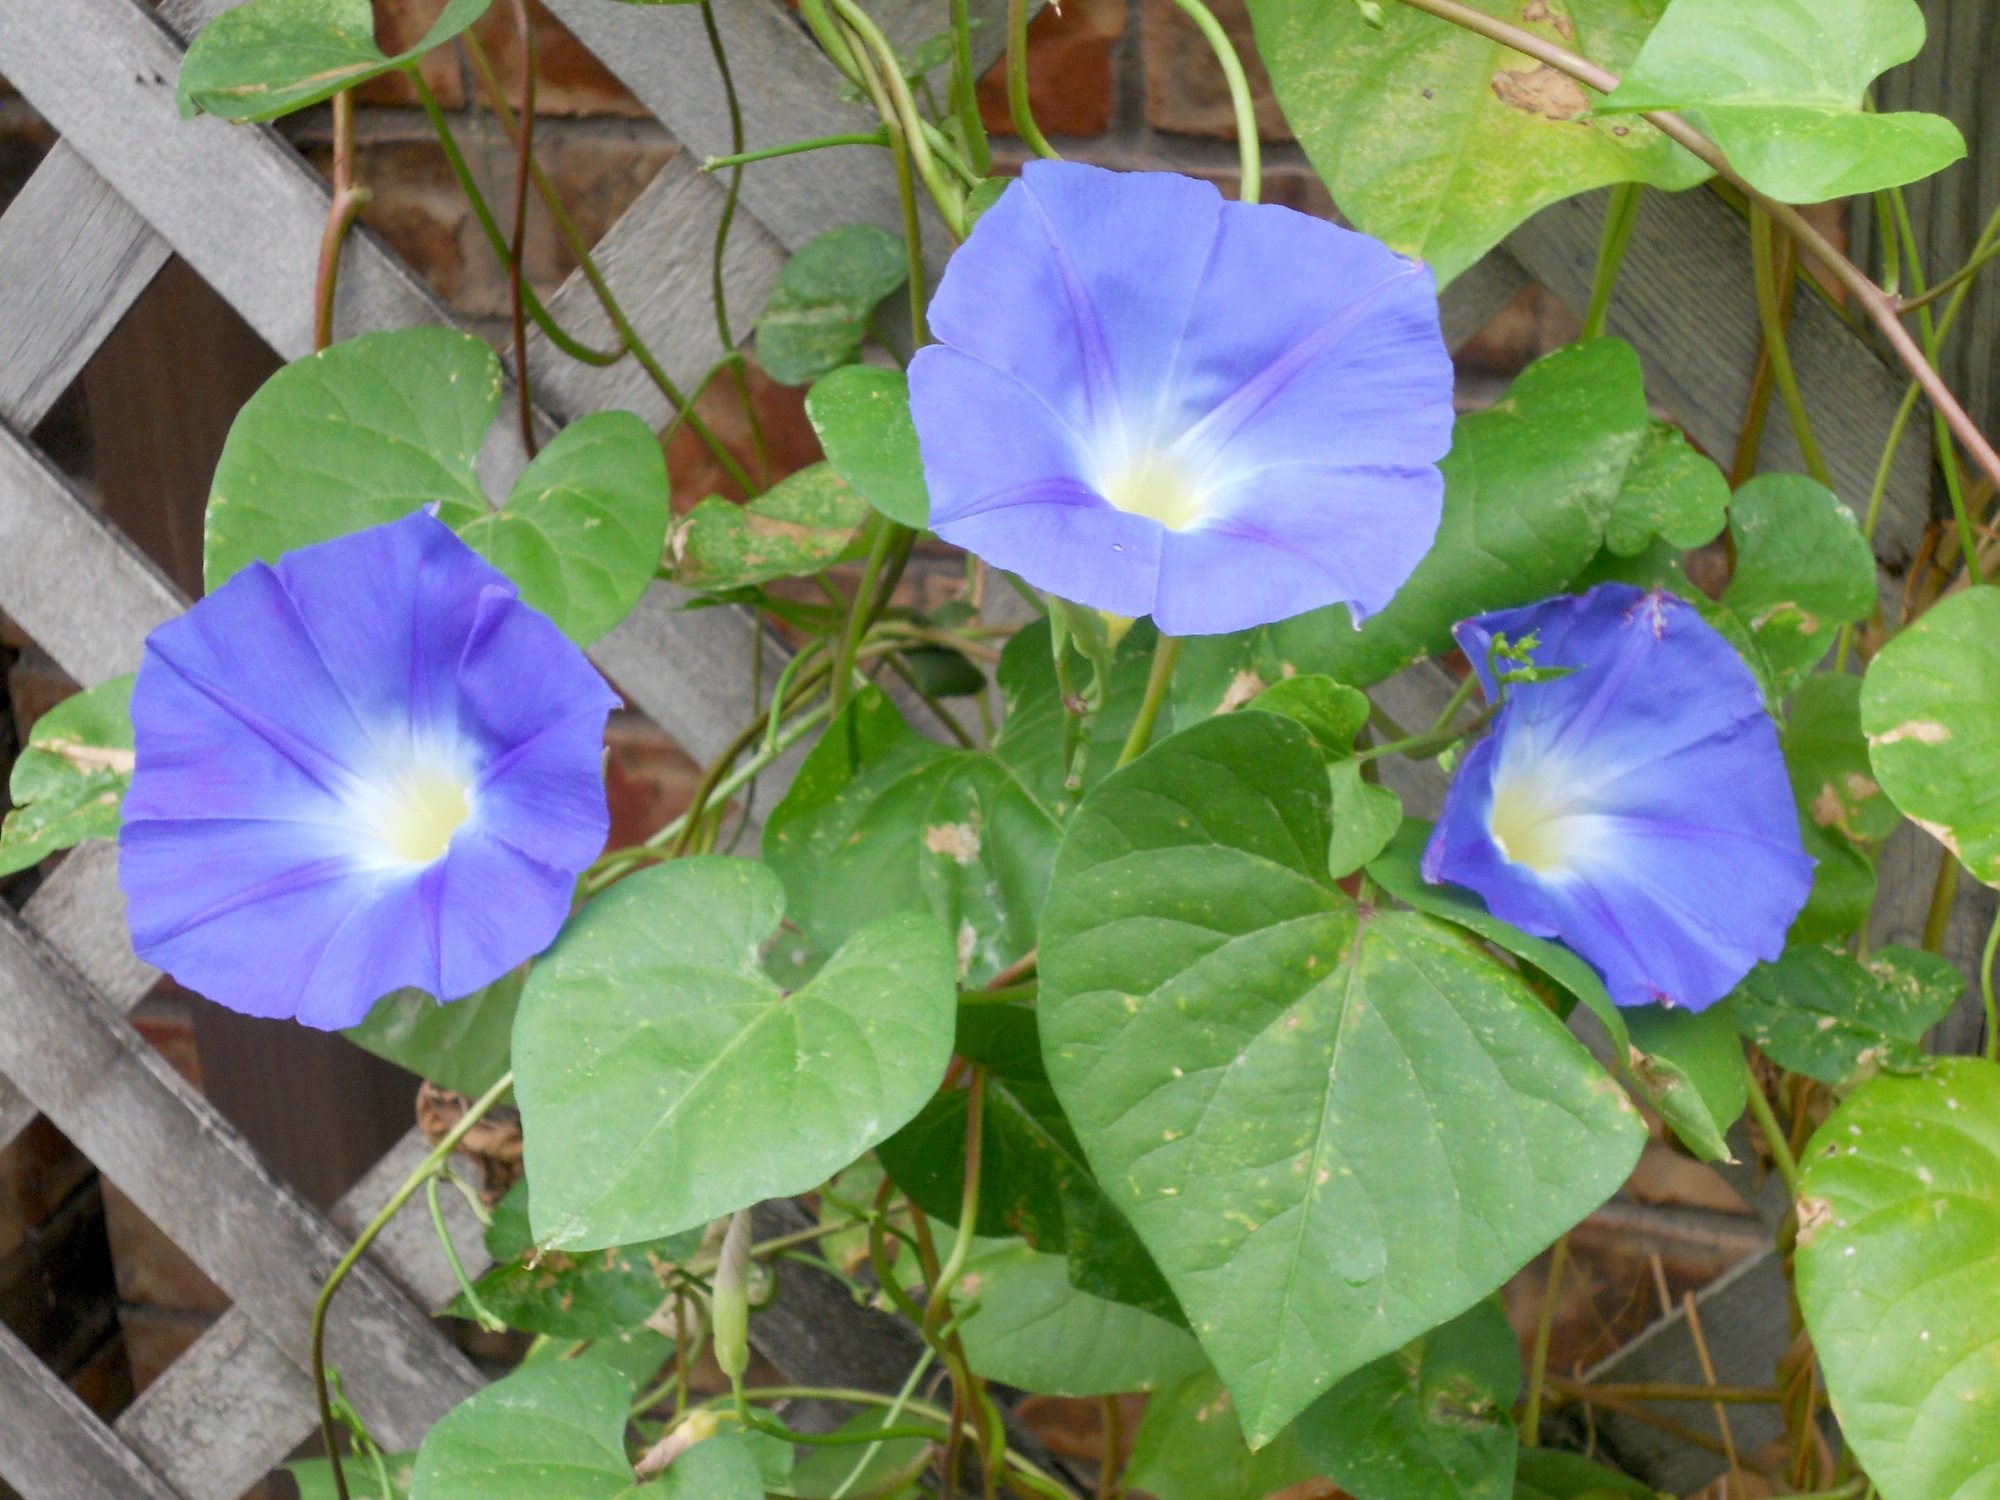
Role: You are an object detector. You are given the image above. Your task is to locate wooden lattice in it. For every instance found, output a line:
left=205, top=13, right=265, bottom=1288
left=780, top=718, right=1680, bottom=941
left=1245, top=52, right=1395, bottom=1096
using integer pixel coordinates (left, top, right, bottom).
left=0, top=0, right=1990, bottom=1494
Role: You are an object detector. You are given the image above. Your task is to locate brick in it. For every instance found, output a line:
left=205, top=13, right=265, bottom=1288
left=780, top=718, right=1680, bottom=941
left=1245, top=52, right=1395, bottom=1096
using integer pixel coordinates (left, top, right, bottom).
left=1141, top=0, right=1288, bottom=141
left=362, top=0, right=467, bottom=108
left=468, top=0, right=649, bottom=119
left=101, top=1181, right=228, bottom=1317
left=6, top=638, right=79, bottom=745
left=976, top=0, right=1127, bottom=139
left=604, top=711, right=700, bottom=850
left=0, top=1118, right=95, bottom=1263
left=1452, top=284, right=1581, bottom=379
left=666, top=356, right=823, bottom=508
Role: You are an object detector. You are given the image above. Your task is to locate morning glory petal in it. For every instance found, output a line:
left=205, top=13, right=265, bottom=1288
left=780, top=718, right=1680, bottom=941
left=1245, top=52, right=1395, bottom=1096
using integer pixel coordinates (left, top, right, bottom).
left=121, top=511, right=617, bottom=1029
left=1424, top=584, right=1812, bottom=1010
left=911, top=160, right=1453, bottom=635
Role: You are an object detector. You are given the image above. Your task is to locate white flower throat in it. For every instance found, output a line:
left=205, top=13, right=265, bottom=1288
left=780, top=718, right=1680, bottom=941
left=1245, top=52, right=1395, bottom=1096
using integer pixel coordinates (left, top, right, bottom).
left=1100, top=448, right=1206, bottom=531
left=347, top=746, right=475, bottom=867
left=1487, top=759, right=1587, bottom=876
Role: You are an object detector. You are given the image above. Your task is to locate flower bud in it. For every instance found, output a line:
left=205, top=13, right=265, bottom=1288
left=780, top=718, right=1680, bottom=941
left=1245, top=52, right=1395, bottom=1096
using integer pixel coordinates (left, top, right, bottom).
left=711, top=1210, right=753, bottom=1380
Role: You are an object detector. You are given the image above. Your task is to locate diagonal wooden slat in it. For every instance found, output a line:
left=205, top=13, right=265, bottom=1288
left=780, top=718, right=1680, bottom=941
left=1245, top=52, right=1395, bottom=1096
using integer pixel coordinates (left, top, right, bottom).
left=0, top=1323, right=183, bottom=1500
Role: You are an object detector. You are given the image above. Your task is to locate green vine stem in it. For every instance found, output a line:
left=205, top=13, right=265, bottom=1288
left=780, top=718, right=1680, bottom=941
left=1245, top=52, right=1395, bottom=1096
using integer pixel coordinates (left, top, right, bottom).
left=408, top=74, right=623, bottom=366
left=1005, top=0, right=1059, bottom=159
left=841, top=21, right=936, bottom=341
left=425, top=1175, right=503, bottom=1332
left=700, top=0, right=773, bottom=485
left=949, top=0, right=993, bottom=176
left=703, top=131, right=890, bottom=170
left=458, top=33, right=759, bottom=495
left=313, top=89, right=372, bottom=352
left=313, top=1070, right=516, bottom=1500
left=1116, top=635, right=1182, bottom=766
left=1167, top=0, right=1261, bottom=202
left=1581, top=182, right=1643, bottom=342
left=1389, top=0, right=2000, bottom=497
left=830, top=0, right=969, bottom=238
left=923, top=1066, right=987, bottom=1340
left=1887, top=187, right=1980, bottom=585
left=505, top=0, right=540, bottom=458
left=1749, top=206, right=1830, bottom=487
left=1981, top=904, right=2000, bottom=1064
left=832, top=520, right=899, bottom=713
left=1520, top=1232, right=1567, bottom=1445
left=1740, top=1053, right=1802, bottom=1200
left=1921, top=852, right=1960, bottom=955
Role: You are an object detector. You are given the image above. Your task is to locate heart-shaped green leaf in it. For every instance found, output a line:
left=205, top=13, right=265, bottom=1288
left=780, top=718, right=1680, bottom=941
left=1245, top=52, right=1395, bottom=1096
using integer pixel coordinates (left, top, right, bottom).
left=1797, top=1059, right=2000, bottom=1500
left=179, top=0, right=492, bottom=122
left=1705, top=474, right=1877, bottom=702
left=1326, top=761, right=1402, bottom=880
left=1599, top=0, right=1965, bottom=201
left=1244, top=0, right=1709, bottom=284
left=455, top=1180, right=703, bottom=1340
left=1040, top=712, right=1646, bottom=1443
left=410, top=1357, right=636, bottom=1500
left=344, top=969, right=522, bottom=1100
left=1296, top=1300, right=1520, bottom=1500
left=0, top=674, right=134, bottom=878
left=1175, top=339, right=1651, bottom=696
left=204, top=329, right=668, bottom=645
left=1248, top=676, right=1372, bottom=761
left=1727, top=944, right=1960, bottom=1087
left=1124, top=1366, right=1319, bottom=1500
left=806, top=365, right=929, bottom=528
left=1862, top=585, right=2000, bottom=885
left=668, top=463, right=871, bottom=592
left=458, top=412, right=670, bottom=647
left=755, top=226, right=908, bottom=387
left=514, top=857, right=956, bottom=1249
left=1604, top=421, right=1729, bottom=557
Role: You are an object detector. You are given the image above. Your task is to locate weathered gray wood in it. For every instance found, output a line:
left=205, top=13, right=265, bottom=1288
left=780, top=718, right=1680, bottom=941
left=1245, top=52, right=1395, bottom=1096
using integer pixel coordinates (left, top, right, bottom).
left=1440, top=246, right=1535, bottom=353
left=0, top=426, right=185, bottom=690
left=117, top=1129, right=493, bottom=1500
left=0, top=145, right=168, bottom=432
left=0, top=843, right=160, bottom=1152
left=1558, top=1248, right=1792, bottom=1494
left=1508, top=188, right=1933, bottom=570
left=0, top=1321, right=183, bottom=1500
left=528, top=151, right=788, bottom=430
left=0, top=906, right=480, bottom=1451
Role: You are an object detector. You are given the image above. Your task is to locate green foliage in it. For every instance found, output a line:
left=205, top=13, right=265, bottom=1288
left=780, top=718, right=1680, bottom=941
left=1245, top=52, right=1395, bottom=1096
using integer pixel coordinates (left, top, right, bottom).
left=1861, top=585, right=2000, bottom=885
left=288, top=1455, right=415, bottom=1500
left=1784, top=672, right=1898, bottom=944
left=1326, top=759, right=1403, bottom=878
left=1124, top=1366, right=1319, bottom=1500
left=651, top=1434, right=764, bottom=1500
left=454, top=1180, right=704, bottom=1339
left=805, top=365, right=930, bottom=528
left=1600, top=0, right=1965, bottom=201
left=876, top=1004, right=1180, bottom=1320
left=790, top=1410, right=933, bottom=1499
left=756, top=226, right=908, bottom=386
left=1040, top=712, right=1645, bottom=1443
left=918, top=1232, right=1205, bottom=1395
left=1244, top=0, right=1707, bottom=284
left=179, top=0, right=491, bottom=121
left=409, top=1357, right=636, bottom=1500
left=1245, top=674, right=1372, bottom=759
left=513, top=857, right=956, bottom=1249
left=1177, top=339, right=1654, bottom=695
left=1704, top=474, right=1877, bottom=701
left=1726, top=944, right=1960, bottom=1087
left=1796, top=1059, right=2000, bottom=1500
left=1511, top=1448, right=1653, bottom=1499
left=343, top=970, right=522, bottom=1099
left=204, top=330, right=667, bottom=645
left=1296, top=1300, right=1520, bottom=1500
left=1621, top=1001, right=1745, bottom=1159
left=668, top=463, right=871, bottom=592
left=1603, top=422, right=1729, bottom=557
left=0, top=675, right=134, bottom=878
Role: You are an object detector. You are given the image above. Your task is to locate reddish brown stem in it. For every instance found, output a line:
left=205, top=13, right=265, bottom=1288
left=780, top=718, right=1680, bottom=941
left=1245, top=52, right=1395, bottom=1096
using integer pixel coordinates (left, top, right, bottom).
left=313, top=90, right=371, bottom=351
left=508, top=0, right=539, bottom=458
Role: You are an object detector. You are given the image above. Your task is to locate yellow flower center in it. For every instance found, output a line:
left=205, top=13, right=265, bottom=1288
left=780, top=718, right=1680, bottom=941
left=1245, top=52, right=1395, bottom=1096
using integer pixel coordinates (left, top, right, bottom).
left=1488, top=773, right=1580, bottom=875
left=372, top=767, right=471, bottom=864
left=1102, top=451, right=1205, bottom=531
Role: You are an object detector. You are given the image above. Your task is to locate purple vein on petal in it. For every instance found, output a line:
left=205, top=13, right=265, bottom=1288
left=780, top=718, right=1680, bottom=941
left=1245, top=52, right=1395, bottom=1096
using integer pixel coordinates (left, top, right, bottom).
left=1018, top=176, right=1128, bottom=434
left=145, top=642, right=360, bottom=797
left=136, top=855, right=368, bottom=948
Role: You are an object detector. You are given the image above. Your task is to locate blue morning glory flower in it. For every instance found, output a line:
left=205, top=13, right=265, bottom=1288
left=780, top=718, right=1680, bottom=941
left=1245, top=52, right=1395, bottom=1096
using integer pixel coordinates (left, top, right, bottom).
left=119, top=512, right=617, bottom=1029
left=908, top=161, right=1454, bottom=636
left=1422, top=584, right=1812, bottom=1011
